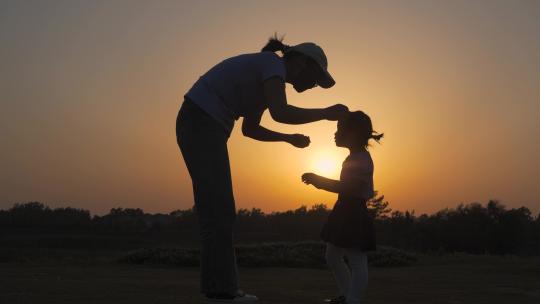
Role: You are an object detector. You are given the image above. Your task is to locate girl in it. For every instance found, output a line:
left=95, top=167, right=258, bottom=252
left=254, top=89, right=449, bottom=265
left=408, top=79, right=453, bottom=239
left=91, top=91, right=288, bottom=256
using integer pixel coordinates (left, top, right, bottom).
left=176, top=34, right=348, bottom=303
left=302, top=111, right=383, bottom=304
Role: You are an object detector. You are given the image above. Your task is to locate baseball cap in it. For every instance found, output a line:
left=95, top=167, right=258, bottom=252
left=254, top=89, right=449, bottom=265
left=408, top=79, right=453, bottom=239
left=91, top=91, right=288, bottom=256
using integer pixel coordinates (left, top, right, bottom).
left=285, top=42, right=335, bottom=88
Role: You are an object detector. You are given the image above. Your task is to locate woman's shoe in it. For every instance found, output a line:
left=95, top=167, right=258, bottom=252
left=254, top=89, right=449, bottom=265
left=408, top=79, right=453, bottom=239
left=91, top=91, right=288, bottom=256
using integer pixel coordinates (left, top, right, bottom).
left=205, top=290, right=258, bottom=303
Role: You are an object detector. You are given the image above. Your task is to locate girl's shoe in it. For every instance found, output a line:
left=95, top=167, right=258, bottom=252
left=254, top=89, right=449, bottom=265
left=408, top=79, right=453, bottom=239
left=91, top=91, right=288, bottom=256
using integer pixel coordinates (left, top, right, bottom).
left=323, top=295, right=346, bottom=304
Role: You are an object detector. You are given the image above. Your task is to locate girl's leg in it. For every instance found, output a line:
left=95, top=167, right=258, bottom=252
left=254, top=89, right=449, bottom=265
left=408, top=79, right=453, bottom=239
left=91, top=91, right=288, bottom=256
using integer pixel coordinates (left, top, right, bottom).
left=325, top=243, right=351, bottom=297
left=344, top=249, right=368, bottom=304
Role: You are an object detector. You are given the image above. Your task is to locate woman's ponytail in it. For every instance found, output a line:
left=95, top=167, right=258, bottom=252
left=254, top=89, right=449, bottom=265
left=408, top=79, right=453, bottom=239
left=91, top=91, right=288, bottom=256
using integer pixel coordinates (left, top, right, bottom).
left=261, top=33, right=290, bottom=53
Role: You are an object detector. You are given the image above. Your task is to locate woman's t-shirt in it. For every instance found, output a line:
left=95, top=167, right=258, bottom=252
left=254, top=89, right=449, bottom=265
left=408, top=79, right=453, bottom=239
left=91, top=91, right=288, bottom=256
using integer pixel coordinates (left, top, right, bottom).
left=185, top=52, right=286, bottom=136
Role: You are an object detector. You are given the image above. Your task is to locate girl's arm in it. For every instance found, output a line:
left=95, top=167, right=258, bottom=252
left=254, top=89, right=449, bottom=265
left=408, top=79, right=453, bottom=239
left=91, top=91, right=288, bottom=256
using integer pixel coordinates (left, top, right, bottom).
left=302, top=173, right=340, bottom=193
left=263, top=77, right=348, bottom=124
left=302, top=173, right=369, bottom=197
left=242, top=110, right=310, bottom=148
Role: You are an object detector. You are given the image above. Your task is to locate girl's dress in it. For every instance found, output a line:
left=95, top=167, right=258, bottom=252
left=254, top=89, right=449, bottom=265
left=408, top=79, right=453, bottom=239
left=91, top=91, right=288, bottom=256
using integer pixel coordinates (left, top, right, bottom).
left=320, top=151, right=376, bottom=251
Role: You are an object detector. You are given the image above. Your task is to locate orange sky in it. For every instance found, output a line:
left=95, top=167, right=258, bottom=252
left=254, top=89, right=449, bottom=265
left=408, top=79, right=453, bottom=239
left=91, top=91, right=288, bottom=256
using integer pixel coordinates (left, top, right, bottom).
left=1, top=1, right=539, bottom=215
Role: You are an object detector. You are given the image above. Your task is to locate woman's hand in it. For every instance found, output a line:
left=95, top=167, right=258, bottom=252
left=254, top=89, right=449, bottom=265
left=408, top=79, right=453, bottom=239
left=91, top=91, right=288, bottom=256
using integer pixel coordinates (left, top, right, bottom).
left=325, top=104, right=349, bottom=121
left=302, top=172, right=322, bottom=188
left=287, top=134, right=310, bottom=148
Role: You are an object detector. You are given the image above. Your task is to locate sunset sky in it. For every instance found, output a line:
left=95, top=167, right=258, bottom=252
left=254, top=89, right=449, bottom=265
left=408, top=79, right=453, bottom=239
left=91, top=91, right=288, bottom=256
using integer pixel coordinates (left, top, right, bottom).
left=1, top=0, right=539, bottom=215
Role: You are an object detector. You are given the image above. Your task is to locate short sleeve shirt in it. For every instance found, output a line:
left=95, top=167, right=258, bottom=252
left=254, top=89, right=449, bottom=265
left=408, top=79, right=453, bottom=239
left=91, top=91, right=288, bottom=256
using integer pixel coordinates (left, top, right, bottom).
left=339, top=150, right=375, bottom=200
left=185, top=52, right=286, bottom=135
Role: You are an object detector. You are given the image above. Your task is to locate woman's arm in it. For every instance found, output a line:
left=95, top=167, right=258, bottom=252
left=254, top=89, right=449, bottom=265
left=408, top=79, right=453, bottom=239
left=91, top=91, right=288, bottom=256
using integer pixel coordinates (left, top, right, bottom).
left=263, top=77, right=348, bottom=124
left=242, top=110, right=310, bottom=148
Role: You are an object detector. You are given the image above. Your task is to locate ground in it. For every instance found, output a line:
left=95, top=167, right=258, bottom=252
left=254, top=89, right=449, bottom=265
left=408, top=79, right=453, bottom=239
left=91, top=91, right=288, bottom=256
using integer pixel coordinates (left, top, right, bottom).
left=2, top=255, right=540, bottom=304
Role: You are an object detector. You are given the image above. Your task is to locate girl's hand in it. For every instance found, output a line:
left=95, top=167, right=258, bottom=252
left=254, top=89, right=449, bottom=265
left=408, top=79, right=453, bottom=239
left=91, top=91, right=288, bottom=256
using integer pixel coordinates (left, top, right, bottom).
left=288, top=134, right=310, bottom=148
left=302, top=172, right=321, bottom=188
left=325, top=104, right=349, bottom=121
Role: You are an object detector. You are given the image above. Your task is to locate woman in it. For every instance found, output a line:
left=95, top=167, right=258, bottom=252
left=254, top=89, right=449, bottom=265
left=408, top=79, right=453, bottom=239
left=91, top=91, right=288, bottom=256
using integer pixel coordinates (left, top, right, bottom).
left=176, top=35, right=348, bottom=303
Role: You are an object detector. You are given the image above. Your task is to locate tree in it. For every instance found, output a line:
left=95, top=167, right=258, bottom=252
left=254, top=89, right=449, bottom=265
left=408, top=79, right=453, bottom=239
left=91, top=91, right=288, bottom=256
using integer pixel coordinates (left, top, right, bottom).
left=367, top=195, right=392, bottom=219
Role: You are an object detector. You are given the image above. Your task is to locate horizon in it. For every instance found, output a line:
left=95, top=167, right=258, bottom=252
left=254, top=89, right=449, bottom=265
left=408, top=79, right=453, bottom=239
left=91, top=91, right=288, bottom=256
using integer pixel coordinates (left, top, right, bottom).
left=2, top=198, right=536, bottom=218
left=1, top=0, right=539, bottom=216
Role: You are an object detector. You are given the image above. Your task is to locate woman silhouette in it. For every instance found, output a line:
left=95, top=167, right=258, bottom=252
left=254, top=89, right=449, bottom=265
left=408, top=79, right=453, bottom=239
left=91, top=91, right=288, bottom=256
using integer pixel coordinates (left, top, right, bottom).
left=176, top=35, right=348, bottom=303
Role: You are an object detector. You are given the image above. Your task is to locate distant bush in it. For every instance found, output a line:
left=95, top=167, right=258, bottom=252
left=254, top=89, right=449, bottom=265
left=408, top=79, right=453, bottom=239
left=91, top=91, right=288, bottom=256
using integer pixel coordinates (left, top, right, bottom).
left=368, top=246, right=418, bottom=267
left=2, top=199, right=539, bottom=255
left=1, top=202, right=92, bottom=229
left=117, top=241, right=417, bottom=268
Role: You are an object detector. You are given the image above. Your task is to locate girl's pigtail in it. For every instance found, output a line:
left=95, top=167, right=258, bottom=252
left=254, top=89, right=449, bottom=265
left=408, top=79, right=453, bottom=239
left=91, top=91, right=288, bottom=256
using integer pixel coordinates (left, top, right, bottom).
left=371, top=132, right=384, bottom=143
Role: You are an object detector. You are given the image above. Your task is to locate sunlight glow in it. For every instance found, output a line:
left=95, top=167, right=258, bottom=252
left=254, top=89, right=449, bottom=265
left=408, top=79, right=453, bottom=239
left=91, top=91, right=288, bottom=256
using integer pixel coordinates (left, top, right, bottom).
left=311, top=153, right=342, bottom=178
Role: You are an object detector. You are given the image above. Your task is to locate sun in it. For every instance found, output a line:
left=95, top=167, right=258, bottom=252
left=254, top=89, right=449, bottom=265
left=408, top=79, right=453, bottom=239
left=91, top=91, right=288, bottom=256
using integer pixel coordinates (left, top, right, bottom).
left=310, top=151, right=343, bottom=178
left=315, top=159, right=336, bottom=175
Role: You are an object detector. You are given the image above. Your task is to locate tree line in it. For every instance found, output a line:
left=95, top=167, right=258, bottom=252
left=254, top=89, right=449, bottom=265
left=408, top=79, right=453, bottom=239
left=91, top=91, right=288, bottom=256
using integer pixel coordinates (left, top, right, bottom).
left=1, top=197, right=538, bottom=255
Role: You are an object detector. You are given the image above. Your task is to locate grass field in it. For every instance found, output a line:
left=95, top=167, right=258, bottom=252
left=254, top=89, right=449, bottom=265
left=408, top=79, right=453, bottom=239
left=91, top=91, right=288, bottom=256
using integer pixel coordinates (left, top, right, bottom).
left=2, top=254, right=540, bottom=304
